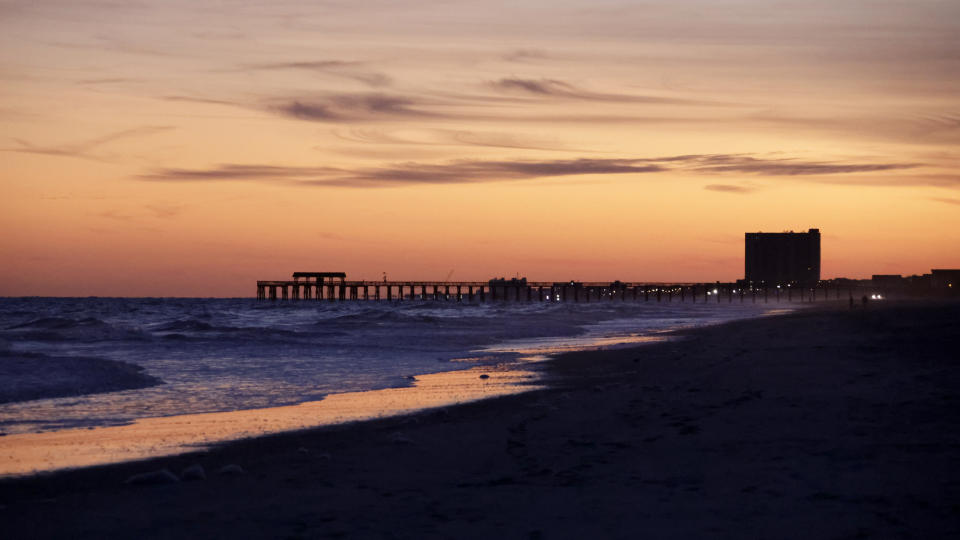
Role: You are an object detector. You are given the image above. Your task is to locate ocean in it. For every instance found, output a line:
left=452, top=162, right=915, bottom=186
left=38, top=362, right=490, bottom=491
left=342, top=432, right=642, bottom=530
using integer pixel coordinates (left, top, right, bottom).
left=0, top=297, right=775, bottom=440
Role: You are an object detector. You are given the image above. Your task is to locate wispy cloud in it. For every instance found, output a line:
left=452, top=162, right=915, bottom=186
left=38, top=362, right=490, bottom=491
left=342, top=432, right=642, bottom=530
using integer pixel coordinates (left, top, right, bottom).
left=238, top=60, right=391, bottom=87
left=46, top=35, right=175, bottom=58
left=77, top=77, right=139, bottom=85
left=449, top=130, right=594, bottom=151
left=748, top=110, right=960, bottom=146
left=249, top=60, right=356, bottom=70
left=97, top=209, right=136, bottom=222
left=704, top=184, right=755, bottom=193
left=931, top=196, right=960, bottom=206
left=502, top=49, right=556, bottom=63
left=342, top=159, right=666, bottom=186
left=144, top=203, right=183, bottom=219
left=490, top=78, right=710, bottom=105
left=142, top=158, right=666, bottom=187
left=272, top=94, right=437, bottom=122
left=331, top=128, right=593, bottom=152
left=683, top=154, right=917, bottom=176
left=142, top=164, right=340, bottom=181
left=3, top=126, right=174, bottom=161
left=493, top=78, right=578, bottom=95
left=140, top=153, right=917, bottom=188
left=266, top=89, right=718, bottom=125
left=162, top=96, right=239, bottom=107
left=795, top=173, right=959, bottom=188
left=97, top=203, right=185, bottom=224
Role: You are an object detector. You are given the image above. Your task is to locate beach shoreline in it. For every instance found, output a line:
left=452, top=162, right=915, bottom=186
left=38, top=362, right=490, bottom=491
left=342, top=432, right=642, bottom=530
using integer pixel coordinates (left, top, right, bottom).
left=0, top=303, right=763, bottom=476
left=0, top=363, right=544, bottom=477
left=2, top=299, right=958, bottom=538
left=0, top=297, right=769, bottom=441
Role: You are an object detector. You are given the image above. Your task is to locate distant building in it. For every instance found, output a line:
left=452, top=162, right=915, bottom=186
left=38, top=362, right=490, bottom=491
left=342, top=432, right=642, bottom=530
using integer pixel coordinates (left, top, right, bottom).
left=931, top=269, right=960, bottom=290
left=872, top=274, right=904, bottom=286
left=745, top=228, right=821, bottom=286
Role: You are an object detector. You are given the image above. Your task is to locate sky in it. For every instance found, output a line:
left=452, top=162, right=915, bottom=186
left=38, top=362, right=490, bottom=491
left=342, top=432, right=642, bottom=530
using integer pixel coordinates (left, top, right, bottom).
left=1, top=0, right=959, bottom=296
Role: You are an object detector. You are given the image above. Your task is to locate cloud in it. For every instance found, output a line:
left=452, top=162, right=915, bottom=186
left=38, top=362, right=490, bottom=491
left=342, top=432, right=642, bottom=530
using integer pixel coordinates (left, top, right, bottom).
left=341, top=159, right=665, bottom=186
left=273, top=94, right=436, bottom=122
left=47, top=35, right=175, bottom=58
left=250, top=60, right=357, bottom=70
left=681, top=154, right=917, bottom=176
left=142, top=158, right=666, bottom=187
left=704, top=184, right=755, bottom=193
left=163, top=93, right=437, bottom=122
left=931, top=197, right=960, bottom=206
left=3, top=126, right=174, bottom=161
left=140, top=153, right=916, bottom=188
left=802, top=174, right=960, bottom=188
left=77, top=77, right=138, bottom=85
left=916, top=112, right=960, bottom=130
left=249, top=83, right=731, bottom=125
left=502, top=49, right=555, bottom=63
left=332, top=128, right=452, bottom=146
left=493, top=78, right=578, bottom=95
left=97, top=209, right=135, bottom=222
left=748, top=111, right=960, bottom=146
left=449, top=130, right=594, bottom=151
left=96, top=203, right=184, bottom=224
left=142, top=164, right=341, bottom=181
left=489, top=78, right=710, bottom=105
left=267, top=88, right=716, bottom=125
left=331, top=128, right=593, bottom=152
left=238, top=60, right=392, bottom=87
left=279, top=101, right=340, bottom=121
left=144, top=203, right=183, bottom=219
left=162, top=96, right=239, bottom=107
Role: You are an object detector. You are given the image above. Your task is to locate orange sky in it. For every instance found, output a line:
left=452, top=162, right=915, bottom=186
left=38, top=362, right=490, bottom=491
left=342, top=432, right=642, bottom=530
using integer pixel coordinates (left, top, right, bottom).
left=2, top=0, right=959, bottom=296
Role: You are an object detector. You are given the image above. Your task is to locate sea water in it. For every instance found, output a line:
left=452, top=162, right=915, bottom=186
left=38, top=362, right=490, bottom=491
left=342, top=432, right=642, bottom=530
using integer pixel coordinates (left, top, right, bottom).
left=0, top=297, right=774, bottom=437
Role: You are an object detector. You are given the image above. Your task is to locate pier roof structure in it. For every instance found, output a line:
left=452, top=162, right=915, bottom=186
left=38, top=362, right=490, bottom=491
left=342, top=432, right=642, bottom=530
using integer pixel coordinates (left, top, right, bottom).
left=292, top=272, right=346, bottom=280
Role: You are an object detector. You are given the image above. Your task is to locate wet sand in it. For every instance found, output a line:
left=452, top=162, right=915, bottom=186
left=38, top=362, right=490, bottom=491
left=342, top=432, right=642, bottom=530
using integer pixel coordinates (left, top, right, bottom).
left=0, top=365, right=541, bottom=476
left=2, top=300, right=958, bottom=538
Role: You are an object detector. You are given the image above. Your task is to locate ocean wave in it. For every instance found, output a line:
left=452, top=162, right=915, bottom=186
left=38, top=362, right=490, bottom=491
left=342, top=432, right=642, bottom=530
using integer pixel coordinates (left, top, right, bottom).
left=152, top=319, right=312, bottom=341
left=153, top=318, right=217, bottom=332
left=0, top=350, right=163, bottom=404
left=3, top=316, right=148, bottom=342
left=320, top=309, right=443, bottom=324
left=8, top=316, right=108, bottom=330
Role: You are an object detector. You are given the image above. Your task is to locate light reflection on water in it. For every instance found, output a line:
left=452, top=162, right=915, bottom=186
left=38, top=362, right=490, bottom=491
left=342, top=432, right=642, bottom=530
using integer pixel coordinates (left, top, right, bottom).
left=480, top=333, right=671, bottom=361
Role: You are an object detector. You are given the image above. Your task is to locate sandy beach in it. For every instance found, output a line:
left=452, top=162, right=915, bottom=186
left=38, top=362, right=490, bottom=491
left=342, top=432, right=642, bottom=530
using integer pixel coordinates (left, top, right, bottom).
left=2, top=300, right=958, bottom=539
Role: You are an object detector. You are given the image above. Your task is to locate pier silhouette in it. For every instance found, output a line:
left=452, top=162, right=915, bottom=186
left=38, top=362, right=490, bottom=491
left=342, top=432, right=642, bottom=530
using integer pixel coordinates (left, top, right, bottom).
left=256, top=272, right=853, bottom=303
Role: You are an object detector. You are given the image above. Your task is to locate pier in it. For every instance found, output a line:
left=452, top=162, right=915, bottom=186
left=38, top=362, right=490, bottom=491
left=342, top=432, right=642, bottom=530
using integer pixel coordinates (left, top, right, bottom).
left=257, top=272, right=859, bottom=303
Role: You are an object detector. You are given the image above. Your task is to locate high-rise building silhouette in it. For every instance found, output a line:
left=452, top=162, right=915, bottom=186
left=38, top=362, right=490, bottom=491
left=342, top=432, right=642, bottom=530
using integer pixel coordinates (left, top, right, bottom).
left=745, top=229, right=820, bottom=286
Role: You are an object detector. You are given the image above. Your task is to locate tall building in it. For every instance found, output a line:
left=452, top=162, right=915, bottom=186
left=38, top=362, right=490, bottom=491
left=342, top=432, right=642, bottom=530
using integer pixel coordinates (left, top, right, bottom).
left=745, top=228, right=821, bottom=286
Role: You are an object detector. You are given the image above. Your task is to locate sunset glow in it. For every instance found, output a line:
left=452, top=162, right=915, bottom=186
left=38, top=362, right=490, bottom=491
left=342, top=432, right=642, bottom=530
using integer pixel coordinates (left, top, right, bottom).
left=2, top=0, right=959, bottom=296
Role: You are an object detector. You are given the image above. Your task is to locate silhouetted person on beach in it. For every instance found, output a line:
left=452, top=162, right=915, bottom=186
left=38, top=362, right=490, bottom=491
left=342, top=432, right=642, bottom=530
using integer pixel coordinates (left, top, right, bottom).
left=849, top=296, right=854, bottom=309
left=862, top=295, right=868, bottom=308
